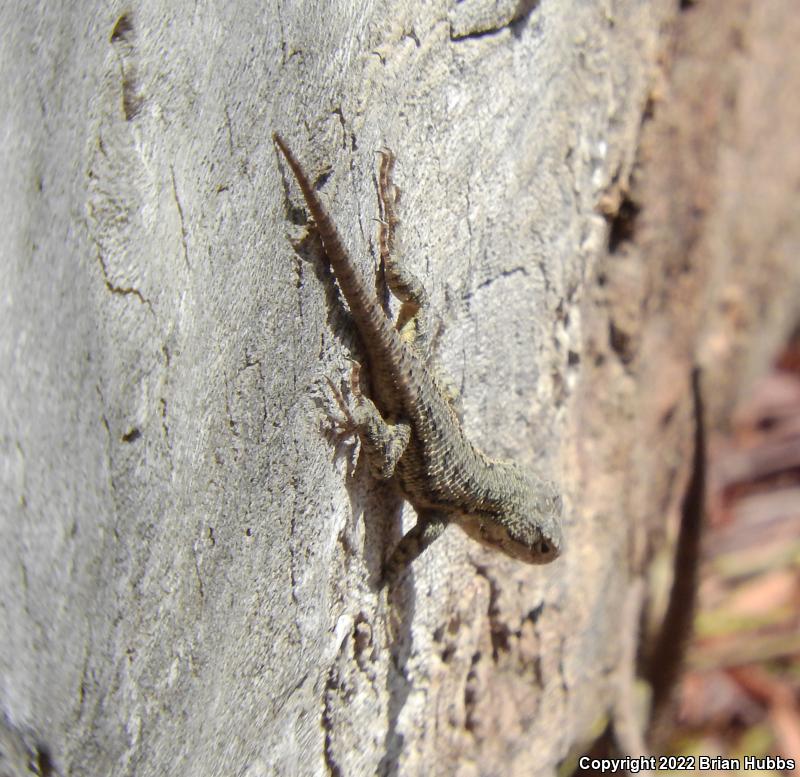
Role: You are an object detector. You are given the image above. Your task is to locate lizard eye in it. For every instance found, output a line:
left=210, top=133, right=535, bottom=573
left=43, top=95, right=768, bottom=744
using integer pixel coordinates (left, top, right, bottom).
left=539, top=540, right=551, bottom=555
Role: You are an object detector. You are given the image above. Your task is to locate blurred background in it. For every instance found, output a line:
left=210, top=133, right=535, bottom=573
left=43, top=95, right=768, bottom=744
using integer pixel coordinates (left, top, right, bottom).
left=661, top=330, right=800, bottom=771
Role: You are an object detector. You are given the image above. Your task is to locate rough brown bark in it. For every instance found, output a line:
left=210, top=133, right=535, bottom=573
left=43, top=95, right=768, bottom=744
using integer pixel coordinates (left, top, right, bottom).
left=1, top=1, right=797, bottom=776
left=579, top=0, right=800, bottom=765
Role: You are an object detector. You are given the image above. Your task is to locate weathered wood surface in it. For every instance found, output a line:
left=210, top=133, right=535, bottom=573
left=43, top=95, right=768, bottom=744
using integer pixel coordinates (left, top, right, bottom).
left=1, top=1, right=798, bottom=775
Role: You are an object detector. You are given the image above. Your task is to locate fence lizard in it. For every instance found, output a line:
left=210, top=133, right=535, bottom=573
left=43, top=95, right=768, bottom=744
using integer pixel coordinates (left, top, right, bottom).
left=273, top=132, right=563, bottom=583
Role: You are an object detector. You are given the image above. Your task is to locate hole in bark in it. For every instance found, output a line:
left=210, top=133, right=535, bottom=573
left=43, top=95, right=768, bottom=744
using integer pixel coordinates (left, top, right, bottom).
left=121, top=427, right=141, bottom=443
left=607, top=197, right=640, bottom=253
left=609, top=321, right=634, bottom=364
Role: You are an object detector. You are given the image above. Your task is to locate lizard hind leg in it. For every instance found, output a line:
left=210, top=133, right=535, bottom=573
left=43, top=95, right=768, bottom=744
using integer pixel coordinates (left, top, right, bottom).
left=377, top=148, right=430, bottom=354
left=336, top=361, right=411, bottom=481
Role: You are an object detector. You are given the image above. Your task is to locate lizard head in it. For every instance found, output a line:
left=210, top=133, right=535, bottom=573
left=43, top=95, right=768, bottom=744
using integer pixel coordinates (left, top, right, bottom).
left=459, top=465, right=564, bottom=564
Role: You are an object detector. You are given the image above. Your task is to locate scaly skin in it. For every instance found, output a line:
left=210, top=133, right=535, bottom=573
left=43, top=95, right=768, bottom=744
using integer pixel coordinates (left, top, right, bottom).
left=273, top=133, right=563, bottom=582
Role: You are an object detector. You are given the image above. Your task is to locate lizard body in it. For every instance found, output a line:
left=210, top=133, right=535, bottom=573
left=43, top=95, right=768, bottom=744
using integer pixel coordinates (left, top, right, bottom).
left=273, top=133, right=563, bottom=581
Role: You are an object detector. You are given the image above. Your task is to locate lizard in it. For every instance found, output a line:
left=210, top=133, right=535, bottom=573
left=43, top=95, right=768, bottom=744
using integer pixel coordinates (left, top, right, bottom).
left=273, top=132, right=563, bottom=583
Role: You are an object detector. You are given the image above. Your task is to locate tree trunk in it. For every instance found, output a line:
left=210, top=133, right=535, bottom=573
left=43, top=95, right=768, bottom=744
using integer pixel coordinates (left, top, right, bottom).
left=1, top=1, right=798, bottom=775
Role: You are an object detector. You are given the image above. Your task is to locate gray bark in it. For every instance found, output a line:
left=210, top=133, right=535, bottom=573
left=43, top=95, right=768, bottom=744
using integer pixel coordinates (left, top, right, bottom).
left=2, top=1, right=798, bottom=776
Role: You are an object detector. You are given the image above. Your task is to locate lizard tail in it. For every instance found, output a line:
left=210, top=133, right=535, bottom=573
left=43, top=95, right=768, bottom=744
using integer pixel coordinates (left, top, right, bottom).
left=273, top=132, right=409, bottom=376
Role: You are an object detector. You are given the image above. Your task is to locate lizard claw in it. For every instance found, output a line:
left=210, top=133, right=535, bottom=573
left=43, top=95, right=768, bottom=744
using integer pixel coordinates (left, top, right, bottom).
left=322, top=359, right=365, bottom=438
left=322, top=375, right=356, bottom=440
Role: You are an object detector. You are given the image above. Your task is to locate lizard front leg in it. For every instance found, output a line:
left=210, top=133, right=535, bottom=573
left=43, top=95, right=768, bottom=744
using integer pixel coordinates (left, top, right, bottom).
left=383, top=511, right=448, bottom=585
